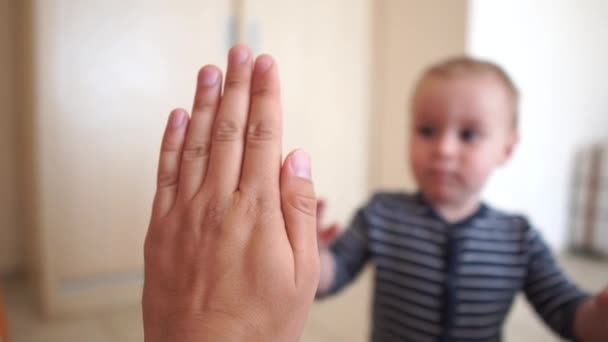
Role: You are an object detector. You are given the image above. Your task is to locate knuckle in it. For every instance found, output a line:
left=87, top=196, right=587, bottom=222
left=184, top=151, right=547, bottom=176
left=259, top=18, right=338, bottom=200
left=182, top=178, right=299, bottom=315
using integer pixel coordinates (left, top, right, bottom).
left=202, top=196, right=227, bottom=228
left=214, top=118, right=242, bottom=142
left=234, top=192, right=259, bottom=218
left=247, top=120, right=276, bottom=143
left=250, top=84, right=273, bottom=98
left=182, top=140, right=210, bottom=161
left=234, top=192, right=277, bottom=222
left=193, top=102, right=217, bottom=113
left=161, top=137, right=180, bottom=153
left=224, top=76, right=247, bottom=90
left=156, top=170, right=176, bottom=188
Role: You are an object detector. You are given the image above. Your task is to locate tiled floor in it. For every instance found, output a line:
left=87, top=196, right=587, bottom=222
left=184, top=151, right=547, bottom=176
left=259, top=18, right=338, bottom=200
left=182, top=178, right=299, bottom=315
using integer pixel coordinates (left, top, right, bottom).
left=3, top=254, right=606, bottom=342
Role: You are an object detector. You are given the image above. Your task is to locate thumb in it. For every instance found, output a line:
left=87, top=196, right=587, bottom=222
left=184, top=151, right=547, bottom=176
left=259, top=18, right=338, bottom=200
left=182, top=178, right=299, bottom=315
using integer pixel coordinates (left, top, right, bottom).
left=281, top=149, right=319, bottom=287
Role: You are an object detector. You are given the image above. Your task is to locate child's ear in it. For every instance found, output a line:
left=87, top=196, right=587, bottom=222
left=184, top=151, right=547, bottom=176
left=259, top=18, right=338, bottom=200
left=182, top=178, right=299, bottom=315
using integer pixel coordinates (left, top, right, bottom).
left=499, top=130, right=519, bottom=166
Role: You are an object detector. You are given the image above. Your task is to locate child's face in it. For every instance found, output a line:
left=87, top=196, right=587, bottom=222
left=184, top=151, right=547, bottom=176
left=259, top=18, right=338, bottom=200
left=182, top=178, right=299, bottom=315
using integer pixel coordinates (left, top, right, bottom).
left=409, top=74, right=518, bottom=206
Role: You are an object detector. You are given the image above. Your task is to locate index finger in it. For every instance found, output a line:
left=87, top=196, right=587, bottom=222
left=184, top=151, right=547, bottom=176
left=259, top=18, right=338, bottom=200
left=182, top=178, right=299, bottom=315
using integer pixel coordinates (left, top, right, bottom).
left=238, top=54, right=282, bottom=199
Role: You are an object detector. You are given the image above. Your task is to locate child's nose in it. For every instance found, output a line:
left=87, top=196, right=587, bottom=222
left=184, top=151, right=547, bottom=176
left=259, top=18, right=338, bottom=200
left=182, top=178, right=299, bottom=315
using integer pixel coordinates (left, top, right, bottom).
left=434, top=133, right=459, bottom=158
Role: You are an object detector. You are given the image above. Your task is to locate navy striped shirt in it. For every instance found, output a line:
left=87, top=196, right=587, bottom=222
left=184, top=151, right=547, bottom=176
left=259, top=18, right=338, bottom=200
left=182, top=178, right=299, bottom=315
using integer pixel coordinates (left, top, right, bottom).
left=325, top=192, right=590, bottom=342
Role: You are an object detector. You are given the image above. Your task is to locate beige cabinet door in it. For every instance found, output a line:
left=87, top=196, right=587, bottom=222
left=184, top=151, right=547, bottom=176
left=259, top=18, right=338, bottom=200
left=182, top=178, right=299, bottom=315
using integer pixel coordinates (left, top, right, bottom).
left=25, top=0, right=230, bottom=316
left=370, top=0, right=467, bottom=191
left=243, top=0, right=372, bottom=223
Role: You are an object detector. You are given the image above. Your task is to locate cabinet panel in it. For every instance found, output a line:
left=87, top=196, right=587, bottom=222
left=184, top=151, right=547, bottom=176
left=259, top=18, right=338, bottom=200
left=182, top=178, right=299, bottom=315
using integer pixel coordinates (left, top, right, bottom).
left=28, top=0, right=230, bottom=314
left=370, top=0, right=467, bottom=190
left=245, top=0, right=372, bottom=222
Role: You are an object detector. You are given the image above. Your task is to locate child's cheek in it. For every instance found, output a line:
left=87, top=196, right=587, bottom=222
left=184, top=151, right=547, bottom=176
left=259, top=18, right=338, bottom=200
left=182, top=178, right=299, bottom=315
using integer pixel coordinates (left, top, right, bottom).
left=463, top=156, right=493, bottom=190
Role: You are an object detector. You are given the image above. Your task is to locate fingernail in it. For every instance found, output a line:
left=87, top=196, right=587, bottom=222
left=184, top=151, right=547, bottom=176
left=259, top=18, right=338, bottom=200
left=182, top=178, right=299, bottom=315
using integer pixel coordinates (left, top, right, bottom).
left=200, top=66, right=220, bottom=86
left=231, top=46, right=249, bottom=65
left=291, top=150, right=312, bottom=180
left=170, top=110, right=186, bottom=128
left=255, top=55, right=273, bottom=74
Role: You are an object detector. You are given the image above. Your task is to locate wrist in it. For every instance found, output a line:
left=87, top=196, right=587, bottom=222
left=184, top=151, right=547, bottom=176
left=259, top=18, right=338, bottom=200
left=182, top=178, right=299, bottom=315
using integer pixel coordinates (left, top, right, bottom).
left=145, top=310, right=268, bottom=342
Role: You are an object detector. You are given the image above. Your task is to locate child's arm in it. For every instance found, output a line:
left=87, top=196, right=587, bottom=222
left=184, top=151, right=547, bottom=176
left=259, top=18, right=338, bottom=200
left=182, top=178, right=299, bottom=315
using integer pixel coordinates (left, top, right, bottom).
left=574, top=288, right=608, bottom=341
left=522, top=228, right=592, bottom=340
left=315, top=199, right=372, bottom=297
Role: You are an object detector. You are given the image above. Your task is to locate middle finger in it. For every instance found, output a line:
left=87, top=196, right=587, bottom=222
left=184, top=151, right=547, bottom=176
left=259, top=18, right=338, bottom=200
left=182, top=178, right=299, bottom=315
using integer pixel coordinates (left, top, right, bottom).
left=203, top=45, right=253, bottom=196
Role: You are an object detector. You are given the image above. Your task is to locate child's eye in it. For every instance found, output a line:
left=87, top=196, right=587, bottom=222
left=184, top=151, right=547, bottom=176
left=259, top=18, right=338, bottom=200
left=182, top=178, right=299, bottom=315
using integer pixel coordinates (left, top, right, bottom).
left=418, top=126, right=437, bottom=138
left=460, top=129, right=480, bottom=142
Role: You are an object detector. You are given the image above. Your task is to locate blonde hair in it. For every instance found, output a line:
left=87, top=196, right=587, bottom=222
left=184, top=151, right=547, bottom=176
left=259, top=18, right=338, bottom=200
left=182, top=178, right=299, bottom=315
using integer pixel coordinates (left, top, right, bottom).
left=413, top=56, right=520, bottom=128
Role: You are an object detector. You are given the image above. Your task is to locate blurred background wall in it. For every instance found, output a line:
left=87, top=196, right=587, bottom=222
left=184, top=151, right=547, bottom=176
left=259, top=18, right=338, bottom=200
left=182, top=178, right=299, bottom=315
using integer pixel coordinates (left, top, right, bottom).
left=469, top=0, right=608, bottom=250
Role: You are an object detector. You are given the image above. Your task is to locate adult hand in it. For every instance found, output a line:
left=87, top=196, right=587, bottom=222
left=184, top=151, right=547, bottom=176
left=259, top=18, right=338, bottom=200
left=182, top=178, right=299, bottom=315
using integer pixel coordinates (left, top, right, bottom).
left=142, top=45, right=320, bottom=342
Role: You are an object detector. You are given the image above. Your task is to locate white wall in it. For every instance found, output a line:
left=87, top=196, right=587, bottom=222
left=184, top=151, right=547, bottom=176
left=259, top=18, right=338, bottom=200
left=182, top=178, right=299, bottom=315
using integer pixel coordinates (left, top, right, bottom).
left=468, top=0, right=608, bottom=250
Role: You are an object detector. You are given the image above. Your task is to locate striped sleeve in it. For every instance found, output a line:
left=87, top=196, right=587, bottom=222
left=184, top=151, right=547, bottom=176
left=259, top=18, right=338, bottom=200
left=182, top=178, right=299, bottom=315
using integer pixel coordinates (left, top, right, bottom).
left=326, top=201, right=373, bottom=295
left=523, top=226, right=591, bottom=340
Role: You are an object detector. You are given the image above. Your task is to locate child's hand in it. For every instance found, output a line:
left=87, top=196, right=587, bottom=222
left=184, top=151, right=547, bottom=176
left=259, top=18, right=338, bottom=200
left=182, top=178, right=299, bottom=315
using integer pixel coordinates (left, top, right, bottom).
left=315, top=199, right=340, bottom=295
left=316, top=199, right=340, bottom=248
left=575, top=287, right=608, bottom=342
left=142, top=45, right=320, bottom=342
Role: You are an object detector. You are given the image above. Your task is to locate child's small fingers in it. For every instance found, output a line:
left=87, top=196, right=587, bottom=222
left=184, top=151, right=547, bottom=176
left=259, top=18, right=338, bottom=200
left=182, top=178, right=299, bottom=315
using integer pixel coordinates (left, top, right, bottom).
left=319, top=229, right=331, bottom=243
left=317, top=224, right=338, bottom=245
left=153, top=109, right=189, bottom=218
left=328, top=224, right=340, bottom=240
left=321, top=224, right=340, bottom=244
left=598, top=288, right=608, bottom=308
